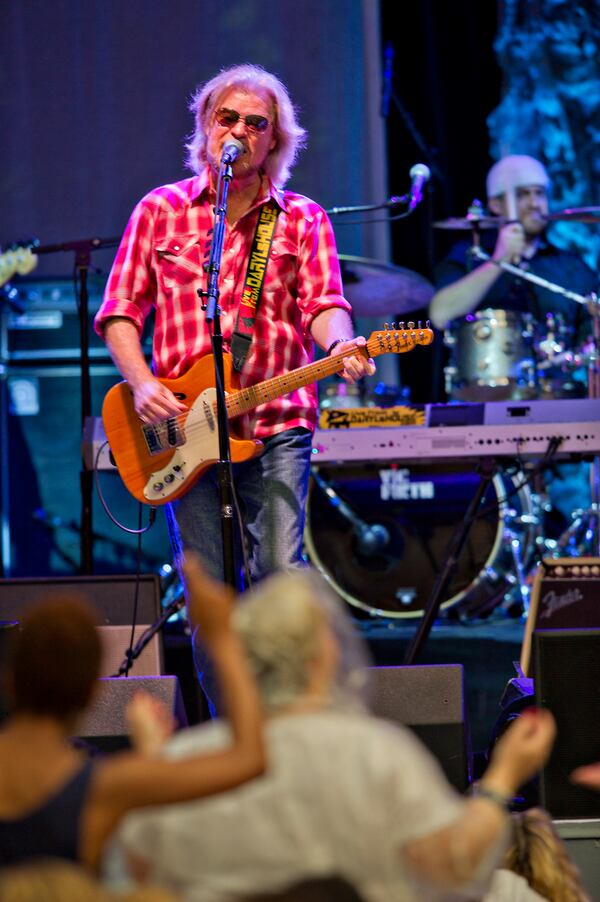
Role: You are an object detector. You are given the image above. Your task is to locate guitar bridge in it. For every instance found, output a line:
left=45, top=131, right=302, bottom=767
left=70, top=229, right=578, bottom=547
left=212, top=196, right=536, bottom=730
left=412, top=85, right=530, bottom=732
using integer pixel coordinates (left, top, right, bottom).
left=142, top=418, right=185, bottom=454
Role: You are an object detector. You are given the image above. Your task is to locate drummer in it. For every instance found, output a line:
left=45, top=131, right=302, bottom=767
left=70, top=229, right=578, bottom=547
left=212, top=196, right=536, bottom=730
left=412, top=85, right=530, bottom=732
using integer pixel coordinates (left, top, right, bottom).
left=429, top=154, right=596, bottom=347
left=429, top=154, right=598, bottom=531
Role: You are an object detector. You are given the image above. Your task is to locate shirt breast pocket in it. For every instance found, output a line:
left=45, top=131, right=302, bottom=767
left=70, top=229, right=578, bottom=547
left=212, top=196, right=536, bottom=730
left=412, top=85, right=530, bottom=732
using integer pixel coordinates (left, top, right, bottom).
left=156, top=235, right=204, bottom=289
left=264, top=235, right=299, bottom=299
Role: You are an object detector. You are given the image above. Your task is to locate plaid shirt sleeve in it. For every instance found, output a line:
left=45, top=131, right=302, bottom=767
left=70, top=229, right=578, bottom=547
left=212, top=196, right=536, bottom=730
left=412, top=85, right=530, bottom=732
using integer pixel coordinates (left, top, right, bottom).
left=293, top=204, right=351, bottom=336
left=94, top=196, right=158, bottom=337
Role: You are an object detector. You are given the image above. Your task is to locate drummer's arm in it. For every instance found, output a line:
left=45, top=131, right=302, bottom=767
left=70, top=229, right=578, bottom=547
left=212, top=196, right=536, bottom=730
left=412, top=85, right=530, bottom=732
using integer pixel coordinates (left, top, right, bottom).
left=429, top=224, right=526, bottom=329
left=429, top=263, right=504, bottom=329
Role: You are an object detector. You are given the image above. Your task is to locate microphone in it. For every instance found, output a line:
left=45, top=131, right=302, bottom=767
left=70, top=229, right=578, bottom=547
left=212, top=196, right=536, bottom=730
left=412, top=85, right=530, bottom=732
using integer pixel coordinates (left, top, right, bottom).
left=408, top=163, right=431, bottom=210
left=380, top=42, right=394, bottom=118
left=221, top=139, right=244, bottom=165
left=356, top=523, right=391, bottom=557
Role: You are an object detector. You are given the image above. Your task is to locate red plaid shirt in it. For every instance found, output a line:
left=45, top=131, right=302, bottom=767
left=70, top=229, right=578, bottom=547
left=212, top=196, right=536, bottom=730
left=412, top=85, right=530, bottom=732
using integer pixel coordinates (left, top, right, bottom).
left=95, top=171, right=351, bottom=438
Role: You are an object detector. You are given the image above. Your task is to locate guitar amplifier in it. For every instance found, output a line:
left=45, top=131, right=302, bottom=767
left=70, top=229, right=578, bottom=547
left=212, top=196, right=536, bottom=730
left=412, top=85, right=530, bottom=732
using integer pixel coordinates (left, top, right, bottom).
left=1, top=276, right=109, bottom=363
left=521, top=558, right=600, bottom=676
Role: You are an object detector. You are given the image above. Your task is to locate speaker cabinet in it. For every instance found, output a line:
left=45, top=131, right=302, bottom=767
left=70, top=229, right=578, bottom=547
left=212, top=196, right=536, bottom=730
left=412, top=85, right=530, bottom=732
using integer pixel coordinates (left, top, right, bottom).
left=0, top=363, right=171, bottom=577
left=554, top=820, right=600, bottom=895
left=368, top=664, right=472, bottom=791
left=0, top=574, right=164, bottom=677
left=533, top=628, right=600, bottom=819
left=77, top=675, right=188, bottom=753
left=521, top=557, right=600, bottom=676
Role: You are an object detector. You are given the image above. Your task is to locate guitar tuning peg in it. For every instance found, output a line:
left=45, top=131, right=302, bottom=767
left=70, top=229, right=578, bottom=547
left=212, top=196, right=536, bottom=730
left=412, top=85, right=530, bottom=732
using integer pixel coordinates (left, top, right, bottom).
left=417, top=320, right=422, bottom=329
left=425, top=319, right=431, bottom=328
left=408, top=321, right=415, bottom=329
left=398, top=321, right=405, bottom=329
left=384, top=322, right=389, bottom=330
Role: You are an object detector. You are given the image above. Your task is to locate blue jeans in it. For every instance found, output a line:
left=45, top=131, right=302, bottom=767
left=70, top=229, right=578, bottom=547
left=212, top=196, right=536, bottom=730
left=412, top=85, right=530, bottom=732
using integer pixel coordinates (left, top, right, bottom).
left=166, top=427, right=312, bottom=711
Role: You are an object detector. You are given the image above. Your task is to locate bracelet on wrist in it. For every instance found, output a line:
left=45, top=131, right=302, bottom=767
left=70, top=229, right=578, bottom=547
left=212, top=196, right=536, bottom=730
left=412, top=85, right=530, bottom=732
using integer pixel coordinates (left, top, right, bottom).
left=326, top=338, right=352, bottom=356
left=469, top=782, right=512, bottom=811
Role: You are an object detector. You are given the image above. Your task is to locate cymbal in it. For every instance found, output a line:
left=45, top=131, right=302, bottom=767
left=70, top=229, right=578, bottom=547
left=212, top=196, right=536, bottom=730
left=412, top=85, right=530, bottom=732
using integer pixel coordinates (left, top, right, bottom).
left=545, top=207, right=600, bottom=223
left=433, top=215, right=501, bottom=230
left=340, top=255, right=433, bottom=316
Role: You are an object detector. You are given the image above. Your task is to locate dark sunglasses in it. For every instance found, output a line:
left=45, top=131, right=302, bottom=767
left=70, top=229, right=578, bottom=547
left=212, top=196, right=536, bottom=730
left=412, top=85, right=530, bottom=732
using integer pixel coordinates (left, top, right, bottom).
left=215, top=107, right=270, bottom=134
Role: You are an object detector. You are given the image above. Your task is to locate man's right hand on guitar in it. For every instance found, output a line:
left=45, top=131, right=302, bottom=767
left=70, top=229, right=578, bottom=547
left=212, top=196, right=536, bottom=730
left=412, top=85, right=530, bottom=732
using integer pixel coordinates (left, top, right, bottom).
left=134, top=378, right=188, bottom=424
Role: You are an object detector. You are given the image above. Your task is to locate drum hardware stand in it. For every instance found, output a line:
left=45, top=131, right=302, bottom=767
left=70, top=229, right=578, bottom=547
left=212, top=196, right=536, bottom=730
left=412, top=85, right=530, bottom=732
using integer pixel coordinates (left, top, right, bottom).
left=553, top=295, right=600, bottom=557
left=470, top=245, right=591, bottom=308
left=403, top=457, right=498, bottom=665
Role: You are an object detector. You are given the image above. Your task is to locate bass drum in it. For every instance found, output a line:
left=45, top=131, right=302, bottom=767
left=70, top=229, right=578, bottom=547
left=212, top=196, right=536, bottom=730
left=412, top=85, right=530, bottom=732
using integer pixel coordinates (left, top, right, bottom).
left=304, top=462, right=538, bottom=619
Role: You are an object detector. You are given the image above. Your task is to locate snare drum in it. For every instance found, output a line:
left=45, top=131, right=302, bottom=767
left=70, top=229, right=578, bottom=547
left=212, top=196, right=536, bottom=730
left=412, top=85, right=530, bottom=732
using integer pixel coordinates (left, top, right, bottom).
left=444, top=308, right=537, bottom=401
left=304, top=461, right=538, bottom=619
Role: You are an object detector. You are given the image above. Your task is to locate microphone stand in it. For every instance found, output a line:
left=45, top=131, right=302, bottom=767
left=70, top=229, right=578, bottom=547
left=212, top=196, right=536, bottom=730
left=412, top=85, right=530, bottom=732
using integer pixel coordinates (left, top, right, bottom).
left=112, top=592, right=186, bottom=677
left=470, top=245, right=591, bottom=307
left=325, top=195, right=409, bottom=216
left=33, top=235, right=120, bottom=574
left=197, top=160, right=238, bottom=589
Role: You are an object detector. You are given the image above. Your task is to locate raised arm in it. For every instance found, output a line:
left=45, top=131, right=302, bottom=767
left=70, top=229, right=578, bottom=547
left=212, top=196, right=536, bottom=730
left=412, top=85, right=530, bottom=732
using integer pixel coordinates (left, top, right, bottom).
left=402, top=708, right=555, bottom=891
left=429, top=223, right=526, bottom=329
left=85, top=554, right=265, bottom=870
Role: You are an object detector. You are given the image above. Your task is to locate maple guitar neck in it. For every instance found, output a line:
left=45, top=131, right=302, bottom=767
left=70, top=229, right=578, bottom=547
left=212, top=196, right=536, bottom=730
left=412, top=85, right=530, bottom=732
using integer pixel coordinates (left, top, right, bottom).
left=225, top=324, right=431, bottom=418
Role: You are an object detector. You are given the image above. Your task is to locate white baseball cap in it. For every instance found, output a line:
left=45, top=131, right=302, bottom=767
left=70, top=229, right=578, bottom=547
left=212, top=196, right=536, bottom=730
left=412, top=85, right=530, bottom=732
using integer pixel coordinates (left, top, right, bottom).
left=486, top=155, right=550, bottom=199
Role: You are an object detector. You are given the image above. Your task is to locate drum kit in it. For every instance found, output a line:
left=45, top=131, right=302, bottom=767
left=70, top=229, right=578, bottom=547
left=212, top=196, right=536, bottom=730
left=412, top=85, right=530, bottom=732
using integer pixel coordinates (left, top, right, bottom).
left=308, top=205, right=600, bottom=623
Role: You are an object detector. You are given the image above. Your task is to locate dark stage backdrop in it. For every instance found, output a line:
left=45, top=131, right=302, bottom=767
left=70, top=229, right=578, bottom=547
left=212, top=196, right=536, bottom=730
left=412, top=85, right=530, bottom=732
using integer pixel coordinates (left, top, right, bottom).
left=380, top=0, right=503, bottom=402
left=1, top=0, right=389, bottom=268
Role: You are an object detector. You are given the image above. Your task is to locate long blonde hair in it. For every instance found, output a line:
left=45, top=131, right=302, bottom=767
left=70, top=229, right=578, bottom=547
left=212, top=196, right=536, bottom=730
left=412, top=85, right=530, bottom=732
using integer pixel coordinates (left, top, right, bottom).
left=503, top=808, right=591, bottom=902
left=185, top=63, right=307, bottom=186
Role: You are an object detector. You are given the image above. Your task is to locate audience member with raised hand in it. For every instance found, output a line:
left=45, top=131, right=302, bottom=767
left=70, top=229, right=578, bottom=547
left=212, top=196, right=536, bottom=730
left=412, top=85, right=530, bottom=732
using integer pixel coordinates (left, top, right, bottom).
left=0, top=553, right=265, bottom=872
left=117, top=567, right=555, bottom=902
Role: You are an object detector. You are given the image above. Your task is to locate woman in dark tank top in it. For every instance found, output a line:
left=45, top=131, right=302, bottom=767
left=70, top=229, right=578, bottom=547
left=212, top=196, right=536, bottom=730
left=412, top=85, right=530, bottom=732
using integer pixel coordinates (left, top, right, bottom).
left=0, top=555, right=264, bottom=871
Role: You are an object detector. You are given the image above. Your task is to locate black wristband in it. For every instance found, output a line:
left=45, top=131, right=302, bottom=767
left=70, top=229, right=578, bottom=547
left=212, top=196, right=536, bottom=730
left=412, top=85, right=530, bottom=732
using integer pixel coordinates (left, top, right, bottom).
left=326, top=338, right=352, bottom=356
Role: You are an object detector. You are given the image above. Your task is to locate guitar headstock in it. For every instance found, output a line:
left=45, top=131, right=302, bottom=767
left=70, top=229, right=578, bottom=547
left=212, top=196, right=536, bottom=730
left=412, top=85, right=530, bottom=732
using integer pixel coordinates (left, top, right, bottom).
left=366, top=322, right=434, bottom=357
left=0, top=242, right=39, bottom=289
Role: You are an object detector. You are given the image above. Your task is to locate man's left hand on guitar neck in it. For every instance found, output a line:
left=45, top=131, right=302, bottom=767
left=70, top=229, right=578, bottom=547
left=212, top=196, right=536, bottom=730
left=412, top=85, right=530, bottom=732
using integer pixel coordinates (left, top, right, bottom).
left=311, top=308, right=376, bottom=384
left=329, top=336, right=376, bottom=383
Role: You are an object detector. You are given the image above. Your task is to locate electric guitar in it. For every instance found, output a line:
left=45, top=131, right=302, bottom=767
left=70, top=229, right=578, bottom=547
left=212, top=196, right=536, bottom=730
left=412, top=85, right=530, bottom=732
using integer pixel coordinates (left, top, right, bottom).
left=102, top=324, right=434, bottom=505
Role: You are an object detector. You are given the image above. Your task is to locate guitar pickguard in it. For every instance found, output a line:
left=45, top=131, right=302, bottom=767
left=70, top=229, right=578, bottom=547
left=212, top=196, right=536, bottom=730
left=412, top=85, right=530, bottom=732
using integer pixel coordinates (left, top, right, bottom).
left=143, top=388, right=219, bottom=502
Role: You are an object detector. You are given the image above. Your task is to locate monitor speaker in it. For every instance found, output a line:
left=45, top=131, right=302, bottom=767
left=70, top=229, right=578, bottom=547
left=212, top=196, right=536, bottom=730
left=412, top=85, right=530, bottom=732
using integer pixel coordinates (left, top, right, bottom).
left=77, top=675, right=188, bottom=753
left=533, top=628, right=600, bottom=819
left=521, top=557, right=600, bottom=676
left=0, top=574, right=164, bottom=677
left=368, top=664, right=472, bottom=791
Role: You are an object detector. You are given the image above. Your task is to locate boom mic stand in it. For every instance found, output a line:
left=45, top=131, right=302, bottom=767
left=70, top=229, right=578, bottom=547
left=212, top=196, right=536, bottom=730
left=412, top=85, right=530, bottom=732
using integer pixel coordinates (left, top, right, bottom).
left=197, top=154, right=238, bottom=589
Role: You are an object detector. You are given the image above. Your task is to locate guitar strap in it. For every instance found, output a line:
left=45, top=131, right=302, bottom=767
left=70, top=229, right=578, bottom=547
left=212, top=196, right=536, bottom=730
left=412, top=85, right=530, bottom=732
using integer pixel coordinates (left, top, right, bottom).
left=231, top=202, right=280, bottom=373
